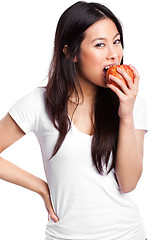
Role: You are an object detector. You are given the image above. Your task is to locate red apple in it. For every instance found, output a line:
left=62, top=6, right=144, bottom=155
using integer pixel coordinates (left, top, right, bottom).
left=105, top=64, right=134, bottom=89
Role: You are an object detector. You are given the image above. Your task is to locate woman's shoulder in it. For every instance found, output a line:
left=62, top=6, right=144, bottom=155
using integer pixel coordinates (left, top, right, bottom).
left=21, top=87, right=47, bottom=109
left=8, top=87, right=48, bottom=133
left=29, top=87, right=48, bottom=116
left=30, top=87, right=46, bottom=101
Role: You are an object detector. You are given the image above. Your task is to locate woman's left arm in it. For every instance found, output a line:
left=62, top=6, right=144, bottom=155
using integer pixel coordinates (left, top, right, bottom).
left=107, top=65, right=146, bottom=193
left=115, top=120, right=145, bottom=193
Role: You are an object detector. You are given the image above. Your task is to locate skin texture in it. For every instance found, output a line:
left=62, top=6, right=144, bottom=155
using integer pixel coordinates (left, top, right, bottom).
left=0, top=18, right=146, bottom=222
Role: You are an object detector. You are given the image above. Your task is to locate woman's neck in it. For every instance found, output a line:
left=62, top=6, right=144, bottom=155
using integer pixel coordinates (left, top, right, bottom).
left=71, top=76, right=98, bottom=105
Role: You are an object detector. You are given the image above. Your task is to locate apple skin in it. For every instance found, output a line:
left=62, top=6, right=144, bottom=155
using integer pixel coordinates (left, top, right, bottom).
left=106, top=64, right=134, bottom=89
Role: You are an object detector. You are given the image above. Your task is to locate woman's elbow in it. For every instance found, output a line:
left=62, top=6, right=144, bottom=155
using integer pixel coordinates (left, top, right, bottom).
left=118, top=172, right=142, bottom=193
left=119, top=183, right=137, bottom=193
left=116, top=166, right=143, bottom=193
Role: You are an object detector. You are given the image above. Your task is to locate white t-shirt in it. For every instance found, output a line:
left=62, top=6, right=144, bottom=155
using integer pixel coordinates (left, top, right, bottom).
left=9, top=87, right=148, bottom=240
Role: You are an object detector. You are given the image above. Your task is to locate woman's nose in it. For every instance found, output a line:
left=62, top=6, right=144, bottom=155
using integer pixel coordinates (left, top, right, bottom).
left=106, top=45, right=118, bottom=60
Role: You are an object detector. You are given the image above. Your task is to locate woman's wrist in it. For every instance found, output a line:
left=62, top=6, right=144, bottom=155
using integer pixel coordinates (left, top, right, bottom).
left=119, top=114, right=134, bottom=126
left=37, top=179, right=49, bottom=199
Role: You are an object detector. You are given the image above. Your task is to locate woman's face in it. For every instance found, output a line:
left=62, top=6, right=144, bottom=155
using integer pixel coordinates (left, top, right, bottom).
left=76, top=18, right=123, bottom=89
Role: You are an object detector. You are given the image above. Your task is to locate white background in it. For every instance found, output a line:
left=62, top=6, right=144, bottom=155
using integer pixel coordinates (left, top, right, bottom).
left=0, top=0, right=159, bottom=239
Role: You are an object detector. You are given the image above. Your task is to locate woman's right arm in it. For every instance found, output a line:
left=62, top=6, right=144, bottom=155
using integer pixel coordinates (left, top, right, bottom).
left=0, top=113, right=59, bottom=222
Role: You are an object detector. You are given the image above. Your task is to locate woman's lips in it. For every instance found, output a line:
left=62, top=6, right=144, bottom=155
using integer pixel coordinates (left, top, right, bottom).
left=103, top=64, right=117, bottom=77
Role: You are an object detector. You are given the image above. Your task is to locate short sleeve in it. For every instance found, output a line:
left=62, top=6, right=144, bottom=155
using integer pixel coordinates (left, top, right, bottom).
left=133, top=94, right=148, bottom=132
left=8, top=88, right=43, bottom=134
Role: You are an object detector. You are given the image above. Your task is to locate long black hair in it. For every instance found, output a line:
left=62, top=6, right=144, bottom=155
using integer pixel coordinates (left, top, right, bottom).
left=45, top=1, right=124, bottom=175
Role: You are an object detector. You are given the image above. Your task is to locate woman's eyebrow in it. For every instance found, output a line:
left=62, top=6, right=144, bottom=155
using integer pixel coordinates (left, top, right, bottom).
left=92, top=33, right=120, bottom=43
left=113, top=33, right=120, bottom=39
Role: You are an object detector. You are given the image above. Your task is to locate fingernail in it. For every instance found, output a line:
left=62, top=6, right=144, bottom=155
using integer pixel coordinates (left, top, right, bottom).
left=117, top=67, right=121, bottom=72
left=50, top=215, right=59, bottom=222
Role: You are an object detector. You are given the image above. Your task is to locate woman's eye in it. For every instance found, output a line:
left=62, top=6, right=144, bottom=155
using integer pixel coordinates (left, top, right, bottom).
left=114, top=39, right=121, bottom=45
left=95, top=43, right=105, bottom=47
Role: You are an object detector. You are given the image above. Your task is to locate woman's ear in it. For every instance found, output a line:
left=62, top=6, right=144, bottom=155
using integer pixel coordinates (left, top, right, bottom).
left=63, top=45, right=68, bottom=57
left=73, top=56, right=77, bottom=63
left=63, top=45, right=77, bottom=62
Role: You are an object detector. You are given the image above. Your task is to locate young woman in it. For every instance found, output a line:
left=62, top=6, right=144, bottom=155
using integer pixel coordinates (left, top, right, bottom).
left=0, top=1, right=147, bottom=239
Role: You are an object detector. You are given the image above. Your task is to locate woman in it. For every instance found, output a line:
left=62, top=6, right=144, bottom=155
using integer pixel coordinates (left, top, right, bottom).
left=0, top=1, right=147, bottom=239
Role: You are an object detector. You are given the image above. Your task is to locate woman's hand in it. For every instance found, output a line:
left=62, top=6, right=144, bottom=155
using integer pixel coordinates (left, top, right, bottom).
left=106, top=64, right=139, bottom=121
left=39, top=181, right=59, bottom=223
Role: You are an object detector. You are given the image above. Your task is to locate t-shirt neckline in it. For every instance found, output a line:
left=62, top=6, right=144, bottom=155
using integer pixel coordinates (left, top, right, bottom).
left=68, top=115, right=93, bottom=138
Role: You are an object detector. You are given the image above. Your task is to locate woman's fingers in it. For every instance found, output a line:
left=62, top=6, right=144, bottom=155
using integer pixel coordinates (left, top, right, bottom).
left=107, top=64, right=139, bottom=97
left=106, top=81, right=125, bottom=100
left=129, top=64, right=139, bottom=88
left=107, top=74, right=130, bottom=97
left=43, top=193, right=59, bottom=223
left=48, top=204, right=59, bottom=223
left=116, top=67, right=134, bottom=90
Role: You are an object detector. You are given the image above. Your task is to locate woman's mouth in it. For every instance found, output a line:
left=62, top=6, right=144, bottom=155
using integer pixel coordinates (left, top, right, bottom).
left=103, top=64, right=117, bottom=77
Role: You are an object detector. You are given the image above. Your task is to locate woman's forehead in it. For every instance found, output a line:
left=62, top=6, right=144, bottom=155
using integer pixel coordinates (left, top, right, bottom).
left=84, top=18, right=119, bottom=42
